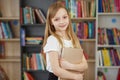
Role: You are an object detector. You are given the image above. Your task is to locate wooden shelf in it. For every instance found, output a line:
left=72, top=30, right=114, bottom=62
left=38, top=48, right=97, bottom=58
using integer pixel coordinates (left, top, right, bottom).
left=71, top=17, right=96, bottom=22
left=97, top=66, right=120, bottom=68
left=0, top=57, right=20, bottom=62
left=0, top=38, right=20, bottom=42
left=21, top=23, right=45, bottom=26
left=98, top=13, right=120, bottom=16
left=0, top=17, right=19, bottom=20
left=98, top=45, right=120, bottom=47
left=79, top=39, right=96, bottom=42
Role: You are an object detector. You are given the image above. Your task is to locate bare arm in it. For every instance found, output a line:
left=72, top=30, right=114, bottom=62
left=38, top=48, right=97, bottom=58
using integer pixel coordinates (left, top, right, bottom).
left=60, top=55, right=88, bottom=72
left=48, top=51, right=83, bottom=80
left=70, top=55, right=88, bottom=72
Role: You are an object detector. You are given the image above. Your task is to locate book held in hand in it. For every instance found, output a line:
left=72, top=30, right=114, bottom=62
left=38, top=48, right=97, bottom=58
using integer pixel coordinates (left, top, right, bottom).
left=61, top=47, right=83, bottom=64
left=59, top=47, right=83, bottom=80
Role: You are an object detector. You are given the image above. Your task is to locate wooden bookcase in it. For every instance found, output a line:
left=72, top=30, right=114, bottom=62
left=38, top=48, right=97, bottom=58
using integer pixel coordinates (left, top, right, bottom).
left=0, top=0, right=21, bottom=80
left=20, top=0, right=56, bottom=80
left=96, top=0, right=120, bottom=80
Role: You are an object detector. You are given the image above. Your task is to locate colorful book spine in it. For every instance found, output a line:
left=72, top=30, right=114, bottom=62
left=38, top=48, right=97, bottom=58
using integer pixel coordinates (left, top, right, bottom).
left=102, top=48, right=111, bottom=66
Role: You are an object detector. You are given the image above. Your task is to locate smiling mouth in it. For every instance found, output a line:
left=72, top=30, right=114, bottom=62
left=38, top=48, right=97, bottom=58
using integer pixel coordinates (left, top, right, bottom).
left=59, top=24, right=66, bottom=27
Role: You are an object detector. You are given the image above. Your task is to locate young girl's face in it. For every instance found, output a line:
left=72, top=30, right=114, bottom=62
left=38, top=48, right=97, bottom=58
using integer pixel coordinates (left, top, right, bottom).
left=51, top=8, right=69, bottom=33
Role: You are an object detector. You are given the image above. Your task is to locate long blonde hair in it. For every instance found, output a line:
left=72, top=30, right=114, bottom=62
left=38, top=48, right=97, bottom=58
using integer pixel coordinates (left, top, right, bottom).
left=43, top=1, right=81, bottom=48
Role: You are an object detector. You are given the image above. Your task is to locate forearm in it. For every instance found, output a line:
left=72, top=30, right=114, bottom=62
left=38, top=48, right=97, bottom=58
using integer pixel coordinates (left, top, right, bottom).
left=53, top=67, right=83, bottom=79
left=60, top=57, right=88, bottom=72
left=68, top=61, right=88, bottom=72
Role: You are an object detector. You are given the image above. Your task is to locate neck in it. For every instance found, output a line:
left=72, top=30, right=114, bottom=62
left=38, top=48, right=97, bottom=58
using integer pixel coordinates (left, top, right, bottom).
left=56, top=31, right=69, bottom=40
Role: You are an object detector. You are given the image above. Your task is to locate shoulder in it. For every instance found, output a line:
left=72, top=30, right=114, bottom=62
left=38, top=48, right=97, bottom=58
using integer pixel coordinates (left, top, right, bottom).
left=47, top=35, right=58, bottom=42
left=43, top=35, right=61, bottom=53
left=47, top=35, right=57, bottom=40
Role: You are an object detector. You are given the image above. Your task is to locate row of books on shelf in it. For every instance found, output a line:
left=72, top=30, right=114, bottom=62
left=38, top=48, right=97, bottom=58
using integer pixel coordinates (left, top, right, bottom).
left=22, top=53, right=46, bottom=71
left=0, top=42, right=5, bottom=58
left=0, top=21, right=13, bottom=39
left=20, top=6, right=46, bottom=24
left=72, top=21, right=96, bottom=39
left=23, top=72, right=34, bottom=80
left=25, top=37, right=43, bottom=45
left=61, top=0, right=96, bottom=18
left=98, top=0, right=120, bottom=12
left=98, top=27, right=120, bottom=45
left=97, top=68, right=120, bottom=80
left=0, top=20, right=19, bottom=39
left=20, top=28, right=43, bottom=46
left=97, top=48, right=120, bottom=66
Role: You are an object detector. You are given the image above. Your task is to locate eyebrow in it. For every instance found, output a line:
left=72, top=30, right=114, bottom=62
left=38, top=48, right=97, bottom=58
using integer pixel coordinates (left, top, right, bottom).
left=54, top=13, right=68, bottom=18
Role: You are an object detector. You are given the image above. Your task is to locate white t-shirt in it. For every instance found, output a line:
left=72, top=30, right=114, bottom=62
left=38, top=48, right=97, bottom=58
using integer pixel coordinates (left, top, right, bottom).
left=43, top=35, right=73, bottom=72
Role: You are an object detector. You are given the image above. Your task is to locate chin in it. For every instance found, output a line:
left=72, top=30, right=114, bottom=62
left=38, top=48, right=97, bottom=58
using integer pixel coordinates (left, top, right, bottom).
left=61, top=28, right=67, bottom=31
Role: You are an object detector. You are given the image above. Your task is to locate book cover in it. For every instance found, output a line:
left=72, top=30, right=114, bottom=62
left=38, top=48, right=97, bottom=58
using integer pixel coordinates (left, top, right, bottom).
left=98, top=50, right=104, bottom=66
left=98, top=0, right=103, bottom=12
left=9, top=20, right=20, bottom=38
left=36, top=53, right=42, bottom=70
left=102, top=48, right=111, bottom=66
left=1, top=22, right=9, bottom=39
left=0, top=23, right=4, bottom=39
left=61, top=48, right=83, bottom=64
left=60, top=47, right=83, bottom=80
left=110, top=48, right=117, bottom=66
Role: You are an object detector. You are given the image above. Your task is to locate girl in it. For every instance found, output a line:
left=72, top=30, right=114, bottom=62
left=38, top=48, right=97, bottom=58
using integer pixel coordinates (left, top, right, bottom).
left=43, top=1, right=88, bottom=80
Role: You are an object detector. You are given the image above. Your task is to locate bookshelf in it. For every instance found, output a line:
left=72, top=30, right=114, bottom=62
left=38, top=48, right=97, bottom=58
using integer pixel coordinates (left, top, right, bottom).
left=96, top=0, right=120, bottom=80
left=0, top=0, right=21, bottom=80
left=20, top=0, right=56, bottom=80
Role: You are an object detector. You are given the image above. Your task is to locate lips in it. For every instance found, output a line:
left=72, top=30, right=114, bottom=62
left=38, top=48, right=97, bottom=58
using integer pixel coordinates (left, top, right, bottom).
left=59, top=24, right=66, bottom=27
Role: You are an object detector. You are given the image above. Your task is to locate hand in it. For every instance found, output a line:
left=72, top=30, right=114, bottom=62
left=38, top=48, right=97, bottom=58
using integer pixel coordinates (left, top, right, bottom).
left=60, top=58, right=73, bottom=70
left=74, top=74, right=83, bottom=80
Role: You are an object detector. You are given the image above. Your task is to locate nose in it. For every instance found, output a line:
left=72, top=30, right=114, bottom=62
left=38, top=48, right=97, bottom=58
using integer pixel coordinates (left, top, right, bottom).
left=59, top=18, right=64, bottom=24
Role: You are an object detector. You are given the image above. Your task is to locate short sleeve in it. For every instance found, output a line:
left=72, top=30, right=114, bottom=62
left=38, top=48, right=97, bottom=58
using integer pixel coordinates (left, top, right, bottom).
left=43, top=35, right=60, bottom=53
